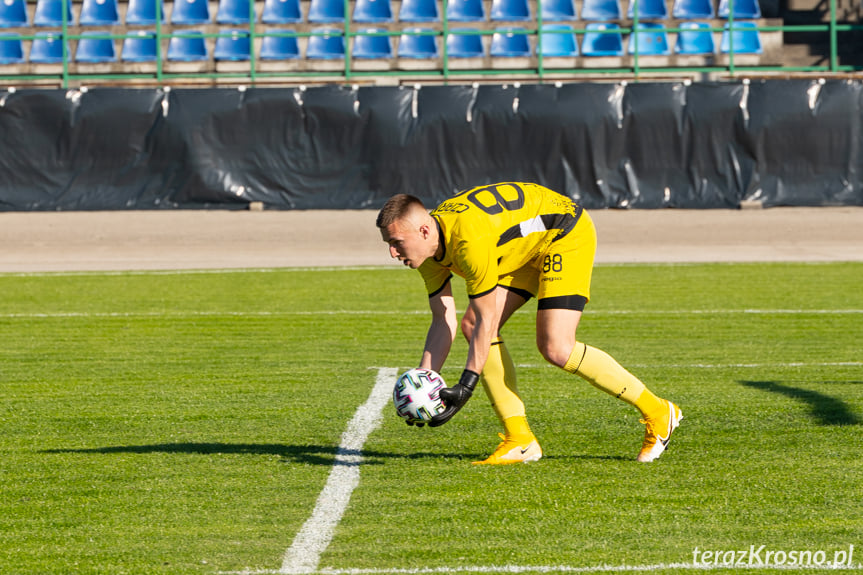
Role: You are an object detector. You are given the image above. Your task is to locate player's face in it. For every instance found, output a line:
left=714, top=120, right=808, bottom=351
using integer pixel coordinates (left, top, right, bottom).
left=380, top=218, right=430, bottom=269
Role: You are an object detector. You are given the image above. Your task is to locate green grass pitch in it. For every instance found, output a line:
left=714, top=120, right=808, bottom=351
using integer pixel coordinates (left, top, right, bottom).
left=0, top=263, right=861, bottom=575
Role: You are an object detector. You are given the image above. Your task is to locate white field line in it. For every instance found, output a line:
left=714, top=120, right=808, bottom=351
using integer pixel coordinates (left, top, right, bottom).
left=279, top=367, right=397, bottom=575
left=517, top=361, right=863, bottom=370
left=2, top=309, right=863, bottom=320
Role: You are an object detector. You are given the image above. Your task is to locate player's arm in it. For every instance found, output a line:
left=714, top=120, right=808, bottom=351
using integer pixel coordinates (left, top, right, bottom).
left=419, top=281, right=458, bottom=373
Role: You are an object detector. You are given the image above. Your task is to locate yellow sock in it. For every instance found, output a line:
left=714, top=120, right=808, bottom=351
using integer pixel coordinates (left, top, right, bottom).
left=564, top=342, right=664, bottom=419
left=480, top=337, right=527, bottom=423
left=503, top=415, right=534, bottom=441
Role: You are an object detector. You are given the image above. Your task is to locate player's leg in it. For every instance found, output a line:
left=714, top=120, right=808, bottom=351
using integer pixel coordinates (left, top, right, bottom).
left=536, top=212, right=681, bottom=462
left=461, top=285, right=542, bottom=465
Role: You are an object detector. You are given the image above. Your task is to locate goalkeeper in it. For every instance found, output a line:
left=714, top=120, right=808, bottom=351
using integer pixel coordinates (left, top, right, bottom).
left=376, top=182, right=682, bottom=465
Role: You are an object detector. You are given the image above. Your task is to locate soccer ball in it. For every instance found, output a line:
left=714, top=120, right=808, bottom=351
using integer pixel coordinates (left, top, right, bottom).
left=393, top=368, right=447, bottom=423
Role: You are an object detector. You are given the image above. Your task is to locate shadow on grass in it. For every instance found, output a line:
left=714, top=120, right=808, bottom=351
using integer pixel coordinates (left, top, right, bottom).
left=42, top=443, right=632, bottom=464
left=740, top=380, right=862, bottom=426
left=42, top=443, right=478, bottom=465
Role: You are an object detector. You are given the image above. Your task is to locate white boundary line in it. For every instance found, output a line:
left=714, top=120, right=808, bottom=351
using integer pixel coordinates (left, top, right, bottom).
left=3, top=309, right=863, bottom=320
left=279, top=367, right=397, bottom=575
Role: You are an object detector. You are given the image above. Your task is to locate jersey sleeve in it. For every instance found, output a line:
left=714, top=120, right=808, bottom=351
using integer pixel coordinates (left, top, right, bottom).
left=453, top=237, right=498, bottom=298
left=418, top=259, right=453, bottom=298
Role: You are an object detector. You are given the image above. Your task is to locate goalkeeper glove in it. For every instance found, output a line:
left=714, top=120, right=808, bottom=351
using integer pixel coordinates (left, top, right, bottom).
left=429, top=370, right=479, bottom=427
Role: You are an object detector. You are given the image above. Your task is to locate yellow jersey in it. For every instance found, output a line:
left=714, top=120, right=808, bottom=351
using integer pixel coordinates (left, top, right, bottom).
left=419, top=182, right=584, bottom=298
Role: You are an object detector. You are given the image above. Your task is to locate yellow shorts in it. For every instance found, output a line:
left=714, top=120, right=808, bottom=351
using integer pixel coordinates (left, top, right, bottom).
left=498, top=210, right=597, bottom=310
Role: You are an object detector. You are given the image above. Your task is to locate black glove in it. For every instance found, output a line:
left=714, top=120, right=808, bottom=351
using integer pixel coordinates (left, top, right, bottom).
left=429, top=370, right=479, bottom=427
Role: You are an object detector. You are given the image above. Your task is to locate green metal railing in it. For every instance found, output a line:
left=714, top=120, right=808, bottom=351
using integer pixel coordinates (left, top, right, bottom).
left=0, top=0, right=858, bottom=88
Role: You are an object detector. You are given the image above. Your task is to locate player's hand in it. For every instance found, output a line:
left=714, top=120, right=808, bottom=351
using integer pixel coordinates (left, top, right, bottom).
left=429, top=370, right=479, bottom=427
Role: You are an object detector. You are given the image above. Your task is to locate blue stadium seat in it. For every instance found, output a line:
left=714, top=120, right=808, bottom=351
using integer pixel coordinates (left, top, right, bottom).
left=76, top=32, right=117, bottom=62
left=214, top=29, right=250, bottom=60
left=538, top=24, right=577, bottom=56
left=718, top=0, right=760, bottom=18
left=354, top=0, right=393, bottom=22
left=446, top=29, right=483, bottom=56
left=30, top=32, right=66, bottom=62
left=399, top=0, right=438, bottom=22
left=308, top=0, right=344, bottom=22
left=353, top=28, right=393, bottom=57
left=628, top=22, right=670, bottom=54
left=398, top=28, right=438, bottom=57
left=720, top=21, right=762, bottom=52
left=79, top=0, right=119, bottom=25
left=126, top=0, right=165, bottom=24
left=34, top=0, right=73, bottom=26
left=446, top=0, right=484, bottom=21
left=581, top=22, right=623, bottom=55
left=672, top=0, right=714, bottom=18
left=0, top=34, right=24, bottom=63
left=306, top=28, right=345, bottom=58
left=491, top=27, right=530, bottom=56
left=262, top=0, right=302, bottom=22
left=581, top=0, right=620, bottom=20
left=491, top=0, right=530, bottom=20
left=170, top=0, right=210, bottom=24
left=260, top=33, right=300, bottom=59
left=0, top=0, right=28, bottom=27
left=167, top=31, right=208, bottom=60
left=540, top=0, right=576, bottom=21
left=122, top=30, right=158, bottom=60
left=626, top=0, right=667, bottom=19
left=674, top=21, right=715, bottom=53
left=217, top=0, right=254, bottom=23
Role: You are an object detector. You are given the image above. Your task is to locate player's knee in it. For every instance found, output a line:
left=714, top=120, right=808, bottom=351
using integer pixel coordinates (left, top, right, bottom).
left=537, top=339, right=573, bottom=369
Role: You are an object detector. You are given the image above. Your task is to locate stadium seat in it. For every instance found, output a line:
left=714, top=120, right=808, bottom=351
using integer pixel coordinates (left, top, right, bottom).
left=674, top=21, right=715, bottom=53
left=121, top=30, right=158, bottom=60
left=491, top=27, right=530, bottom=56
left=540, top=0, right=576, bottom=21
left=581, top=0, right=620, bottom=20
left=446, top=0, right=485, bottom=21
left=626, top=0, right=667, bottom=19
left=308, top=0, right=344, bottom=22
left=76, top=32, right=117, bottom=62
left=718, top=0, right=760, bottom=18
left=30, top=32, right=66, bottom=62
left=262, top=0, right=302, bottom=22
left=491, top=0, right=530, bottom=20
left=672, top=0, right=714, bottom=18
left=446, top=29, right=483, bottom=56
left=34, top=0, right=73, bottom=26
left=398, top=28, right=438, bottom=57
left=628, top=22, right=670, bottom=54
left=79, top=0, right=119, bottom=25
left=538, top=24, right=577, bottom=56
left=720, top=21, right=762, bottom=52
left=306, top=28, right=345, bottom=58
left=354, top=0, right=393, bottom=22
left=170, top=0, right=210, bottom=24
left=0, top=0, right=28, bottom=27
left=581, top=22, right=623, bottom=55
left=353, top=28, right=393, bottom=57
left=217, top=0, right=254, bottom=23
left=260, top=33, right=300, bottom=58
left=214, top=29, right=250, bottom=60
left=0, top=34, right=24, bottom=63
left=399, top=0, right=438, bottom=22
left=126, top=0, right=165, bottom=24
left=167, top=31, right=208, bottom=60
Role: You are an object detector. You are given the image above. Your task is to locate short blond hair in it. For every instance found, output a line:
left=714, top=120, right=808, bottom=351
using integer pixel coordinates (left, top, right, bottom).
left=376, top=194, right=427, bottom=228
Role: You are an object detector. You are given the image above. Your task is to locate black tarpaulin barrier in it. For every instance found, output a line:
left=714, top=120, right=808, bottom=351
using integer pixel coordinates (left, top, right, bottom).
left=1, top=80, right=862, bottom=211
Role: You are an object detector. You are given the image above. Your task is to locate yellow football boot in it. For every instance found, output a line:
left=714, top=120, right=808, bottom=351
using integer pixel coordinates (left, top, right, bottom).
left=637, top=400, right=683, bottom=462
left=473, top=433, right=543, bottom=465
